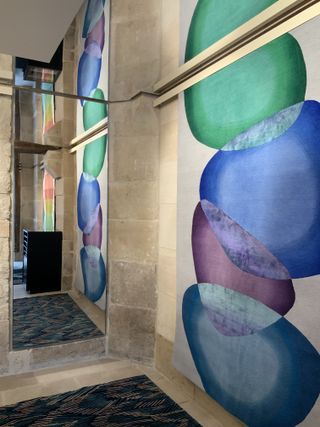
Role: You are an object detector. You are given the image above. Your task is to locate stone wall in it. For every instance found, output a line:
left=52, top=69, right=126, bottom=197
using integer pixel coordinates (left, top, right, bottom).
left=20, top=155, right=35, bottom=230
left=58, top=19, right=77, bottom=293
left=18, top=90, right=36, bottom=143
left=44, top=20, right=77, bottom=292
left=15, top=154, right=43, bottom=259
left=107, top=0, right=161, bottom=363
left=156, top=0, right=179, bottom=357
left=0, top=54, right=13, bottom=373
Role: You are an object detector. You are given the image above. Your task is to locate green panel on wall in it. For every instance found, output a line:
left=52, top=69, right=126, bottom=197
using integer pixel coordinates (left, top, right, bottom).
left=185, top=0, right=278, bottom=61
left=83, top=88, right=108, bottom=177
left=83, top=88, right=107, bottom=131
left=185, top=35, right=306, bottom=149
left=83, top=135, right=107, bottom=178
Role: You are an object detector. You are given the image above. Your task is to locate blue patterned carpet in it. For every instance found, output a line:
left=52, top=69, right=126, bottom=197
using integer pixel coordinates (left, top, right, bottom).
left=0, top=375, right=200, bottom=426
left=13, top=294, right=103, bottom=349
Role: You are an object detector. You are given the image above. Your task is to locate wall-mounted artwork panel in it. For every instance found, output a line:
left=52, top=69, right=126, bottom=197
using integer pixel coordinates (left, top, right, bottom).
left=43, top=170, right=55, bottom=232
left=41, top=82, right=55, bottom=135
left=75, top=0, right=109, bottom=311
left=175, top=2, right=320, bottom=426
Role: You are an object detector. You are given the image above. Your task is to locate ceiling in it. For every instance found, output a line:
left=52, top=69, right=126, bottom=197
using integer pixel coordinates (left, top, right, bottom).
left=0, top=0, right=84, bottom=63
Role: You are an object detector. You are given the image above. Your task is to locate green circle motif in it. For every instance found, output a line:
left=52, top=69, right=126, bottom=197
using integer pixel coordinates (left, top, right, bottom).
left=184, top=0, right=306, bottom=149
left=185, top=35, right=306, bottom=149
left=83, top=88, right=108, bottom=177
left=185, top=0, right=278, bottom=61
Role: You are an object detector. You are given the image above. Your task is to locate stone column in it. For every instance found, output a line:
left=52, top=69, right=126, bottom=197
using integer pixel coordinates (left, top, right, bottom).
left=59, top=20, right=77, bottom=292
left=155, top=0, right=180, bottom=382
left=107, top=0, right=161, bottom=363
left=0, top=54, right=13, bottom=373
left=44, top=19, right=77, bottom=292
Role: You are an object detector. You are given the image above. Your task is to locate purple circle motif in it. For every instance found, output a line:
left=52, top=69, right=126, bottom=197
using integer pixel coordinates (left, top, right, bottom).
left=83, top=205, right=103, bottom=248
left=80, top=246, right=106, bottom=302
left=192, top=202, right=295, bottom=316
left=85, top=13, right=105, bottom=52
left=77, top=173, right=100, bottom=233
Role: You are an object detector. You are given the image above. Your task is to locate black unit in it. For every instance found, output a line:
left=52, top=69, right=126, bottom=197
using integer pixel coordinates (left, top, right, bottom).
left=23, top=230, right=62, bottom=294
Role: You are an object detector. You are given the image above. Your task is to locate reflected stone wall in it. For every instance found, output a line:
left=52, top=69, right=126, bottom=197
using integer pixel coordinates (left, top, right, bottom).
left=0, top=53, right=13, bottom=373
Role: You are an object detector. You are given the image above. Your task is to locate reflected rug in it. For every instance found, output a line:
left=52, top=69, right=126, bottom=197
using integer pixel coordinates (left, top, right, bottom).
left=13, top=294, right=103, bottom=350
left=0, top=375, right=200, bottom=426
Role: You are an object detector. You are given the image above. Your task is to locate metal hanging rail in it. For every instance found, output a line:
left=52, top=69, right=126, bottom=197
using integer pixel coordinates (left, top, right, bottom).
left=6, top=87, right=156, bottom=153
left=154, top=0, right=320, bottom=107
left=68, top=117, right=108, bottom=153
left=0, top=84, right=156, bottom=105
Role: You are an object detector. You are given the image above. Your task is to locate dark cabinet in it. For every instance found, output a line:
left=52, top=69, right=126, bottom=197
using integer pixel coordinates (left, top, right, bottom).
left=23, top=230, right=62, bottom=294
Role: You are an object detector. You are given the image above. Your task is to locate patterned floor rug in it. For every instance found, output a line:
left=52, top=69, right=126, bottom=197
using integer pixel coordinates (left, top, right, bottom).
left=13, top=294, right=103, bottom=349
left=0, top=375, right=200, bottom=426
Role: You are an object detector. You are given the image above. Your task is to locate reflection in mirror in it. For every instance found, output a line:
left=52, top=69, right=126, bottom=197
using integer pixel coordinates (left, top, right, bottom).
left=12, top=80, right=108, bottom=350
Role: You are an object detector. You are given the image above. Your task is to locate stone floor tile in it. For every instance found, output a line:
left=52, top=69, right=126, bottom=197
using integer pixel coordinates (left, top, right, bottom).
left=181, top=401, right=224, bottom=427
left=152, top=376, right=192, bottom=405
left=0, top=373, right=37, bottom=391
left=74, top=366, right=141, bottom=388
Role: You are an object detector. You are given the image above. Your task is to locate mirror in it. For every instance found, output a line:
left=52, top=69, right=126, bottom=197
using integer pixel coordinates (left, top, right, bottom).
left=12, top=84, right=108, bottom=350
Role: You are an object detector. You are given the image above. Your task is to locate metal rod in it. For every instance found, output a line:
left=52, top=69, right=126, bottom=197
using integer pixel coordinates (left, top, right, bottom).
left=12, top=84, right=157, bottom=104
left=154, top=0, right=320, bottom=106
left=154, top=0, right=320, bottom=100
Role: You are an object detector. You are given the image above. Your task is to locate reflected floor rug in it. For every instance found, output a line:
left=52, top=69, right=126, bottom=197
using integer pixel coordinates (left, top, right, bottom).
left=13, top=294, right=103, bottom=350
left=0, top=375, right=200, bottom=426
